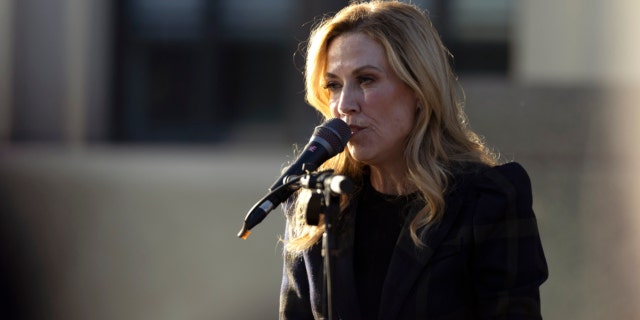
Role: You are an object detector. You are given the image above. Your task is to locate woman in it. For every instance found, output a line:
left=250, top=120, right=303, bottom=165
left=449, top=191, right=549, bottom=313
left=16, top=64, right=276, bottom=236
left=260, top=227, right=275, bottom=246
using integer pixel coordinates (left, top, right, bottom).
left=280, top=1, right=548, bottom=319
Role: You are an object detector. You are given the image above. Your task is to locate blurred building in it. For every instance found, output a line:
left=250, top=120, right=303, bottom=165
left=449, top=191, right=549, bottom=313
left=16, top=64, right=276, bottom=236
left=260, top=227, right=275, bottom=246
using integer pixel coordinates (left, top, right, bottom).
left=1, top=0, right=639, bottom=146
left=1, top=0, right=519, bottom=146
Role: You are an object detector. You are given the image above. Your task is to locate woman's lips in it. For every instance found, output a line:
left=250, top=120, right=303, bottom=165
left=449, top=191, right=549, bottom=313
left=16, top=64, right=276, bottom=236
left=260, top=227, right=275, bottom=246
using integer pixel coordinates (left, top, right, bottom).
left=349, top=125, right=365, bottom=135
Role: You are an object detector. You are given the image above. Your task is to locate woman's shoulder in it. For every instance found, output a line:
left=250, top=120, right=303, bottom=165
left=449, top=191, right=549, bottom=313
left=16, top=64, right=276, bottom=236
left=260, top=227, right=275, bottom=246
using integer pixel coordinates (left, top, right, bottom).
left=450, top=162, right=535, bottom=226
left=452, top=161, right=531, bottom=189
left=477, top=162, right=532, bottom=200
left=450, top=161, right=533, bottom=208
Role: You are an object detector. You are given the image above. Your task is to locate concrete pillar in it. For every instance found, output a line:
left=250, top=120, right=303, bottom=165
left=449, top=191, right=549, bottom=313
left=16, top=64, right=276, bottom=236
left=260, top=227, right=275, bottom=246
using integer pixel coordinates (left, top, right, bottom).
left=10, top=0, right=110, bottom=144
left=64, top=0, right=89, bottom=147
left=514, top=0, right=640, bottom=85
left=0, top=0, right=14, bottom=144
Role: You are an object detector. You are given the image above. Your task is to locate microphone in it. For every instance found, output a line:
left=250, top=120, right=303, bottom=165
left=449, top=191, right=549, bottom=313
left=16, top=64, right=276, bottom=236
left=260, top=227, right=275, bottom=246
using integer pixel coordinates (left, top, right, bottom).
left=237, top=118, right=352, bottom=239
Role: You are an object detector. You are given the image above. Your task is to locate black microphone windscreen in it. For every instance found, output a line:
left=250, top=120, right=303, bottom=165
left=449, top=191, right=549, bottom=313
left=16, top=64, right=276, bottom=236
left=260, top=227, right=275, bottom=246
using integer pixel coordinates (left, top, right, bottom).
left=313, top=118, right=351, bottom=156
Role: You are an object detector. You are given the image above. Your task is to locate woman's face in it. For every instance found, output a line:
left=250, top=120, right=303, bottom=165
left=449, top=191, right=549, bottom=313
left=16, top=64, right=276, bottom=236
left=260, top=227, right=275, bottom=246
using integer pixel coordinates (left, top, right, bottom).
left=326, top=32, right=417, bottom=171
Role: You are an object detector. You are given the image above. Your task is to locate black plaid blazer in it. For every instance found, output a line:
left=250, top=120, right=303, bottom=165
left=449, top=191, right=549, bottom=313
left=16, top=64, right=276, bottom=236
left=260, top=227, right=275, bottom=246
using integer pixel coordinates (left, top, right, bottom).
left=280, top=162, right=548, bottom=319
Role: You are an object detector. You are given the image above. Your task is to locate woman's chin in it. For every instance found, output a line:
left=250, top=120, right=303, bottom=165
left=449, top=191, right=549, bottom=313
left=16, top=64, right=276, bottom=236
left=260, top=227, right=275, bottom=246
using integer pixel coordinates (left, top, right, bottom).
left=347, top=145, right=373, bottom=164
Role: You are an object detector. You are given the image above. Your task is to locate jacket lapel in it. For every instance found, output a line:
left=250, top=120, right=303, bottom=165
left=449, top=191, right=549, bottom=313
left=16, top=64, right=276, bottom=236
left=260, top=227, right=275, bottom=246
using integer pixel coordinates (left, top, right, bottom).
left=377, top=185, right=468, bottom=319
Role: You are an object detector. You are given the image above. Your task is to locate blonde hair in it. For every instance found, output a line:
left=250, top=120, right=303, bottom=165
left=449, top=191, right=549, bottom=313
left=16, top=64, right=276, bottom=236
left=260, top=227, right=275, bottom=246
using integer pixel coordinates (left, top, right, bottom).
left=285, top=0, right=496, bottom=253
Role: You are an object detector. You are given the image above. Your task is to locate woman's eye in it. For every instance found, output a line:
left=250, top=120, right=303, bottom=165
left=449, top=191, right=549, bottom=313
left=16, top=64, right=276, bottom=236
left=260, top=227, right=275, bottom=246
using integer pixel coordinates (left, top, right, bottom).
left=323, top=82, right=342, bottom=92
left=358, top=76, right=374, bottom=85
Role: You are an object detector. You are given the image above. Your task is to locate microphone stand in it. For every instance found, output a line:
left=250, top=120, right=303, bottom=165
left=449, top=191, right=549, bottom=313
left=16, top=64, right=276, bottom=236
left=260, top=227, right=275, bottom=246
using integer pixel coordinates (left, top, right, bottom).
left=298, top=169, right=353, bottom=320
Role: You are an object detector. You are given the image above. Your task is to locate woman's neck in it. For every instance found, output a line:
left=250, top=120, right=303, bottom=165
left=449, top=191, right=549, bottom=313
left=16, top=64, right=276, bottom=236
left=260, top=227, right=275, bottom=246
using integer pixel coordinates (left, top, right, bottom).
left=368, top=165, right=416, bottom=196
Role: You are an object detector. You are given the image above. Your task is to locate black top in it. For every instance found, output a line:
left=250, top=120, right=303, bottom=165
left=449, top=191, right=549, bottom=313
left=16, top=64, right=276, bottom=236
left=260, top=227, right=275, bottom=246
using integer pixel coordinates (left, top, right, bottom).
left=354, top=175, right=416, bottom=319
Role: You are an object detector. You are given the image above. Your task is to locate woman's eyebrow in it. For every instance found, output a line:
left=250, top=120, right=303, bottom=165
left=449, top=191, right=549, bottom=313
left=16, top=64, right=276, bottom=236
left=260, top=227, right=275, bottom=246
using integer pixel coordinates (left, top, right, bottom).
left=325, top=65, right=384, bottom=78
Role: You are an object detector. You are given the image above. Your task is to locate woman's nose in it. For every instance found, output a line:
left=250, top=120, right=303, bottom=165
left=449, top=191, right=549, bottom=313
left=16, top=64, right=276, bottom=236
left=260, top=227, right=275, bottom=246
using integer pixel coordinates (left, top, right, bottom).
left=337, top=88, right=360, bottom=115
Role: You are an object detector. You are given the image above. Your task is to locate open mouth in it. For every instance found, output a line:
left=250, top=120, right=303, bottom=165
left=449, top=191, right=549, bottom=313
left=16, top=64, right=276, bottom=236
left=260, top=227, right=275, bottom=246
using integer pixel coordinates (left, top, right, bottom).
left=349, top=125, right=364, bottom=135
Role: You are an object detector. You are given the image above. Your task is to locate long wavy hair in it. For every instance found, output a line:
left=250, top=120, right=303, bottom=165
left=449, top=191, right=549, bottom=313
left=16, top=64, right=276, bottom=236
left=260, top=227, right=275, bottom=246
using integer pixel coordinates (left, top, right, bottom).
left=284, top=0, right=496, bottom=253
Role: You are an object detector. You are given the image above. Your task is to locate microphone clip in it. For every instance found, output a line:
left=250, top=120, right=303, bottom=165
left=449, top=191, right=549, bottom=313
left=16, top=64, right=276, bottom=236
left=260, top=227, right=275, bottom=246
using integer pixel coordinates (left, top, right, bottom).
left=296, top=169, right=353, bottom=226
